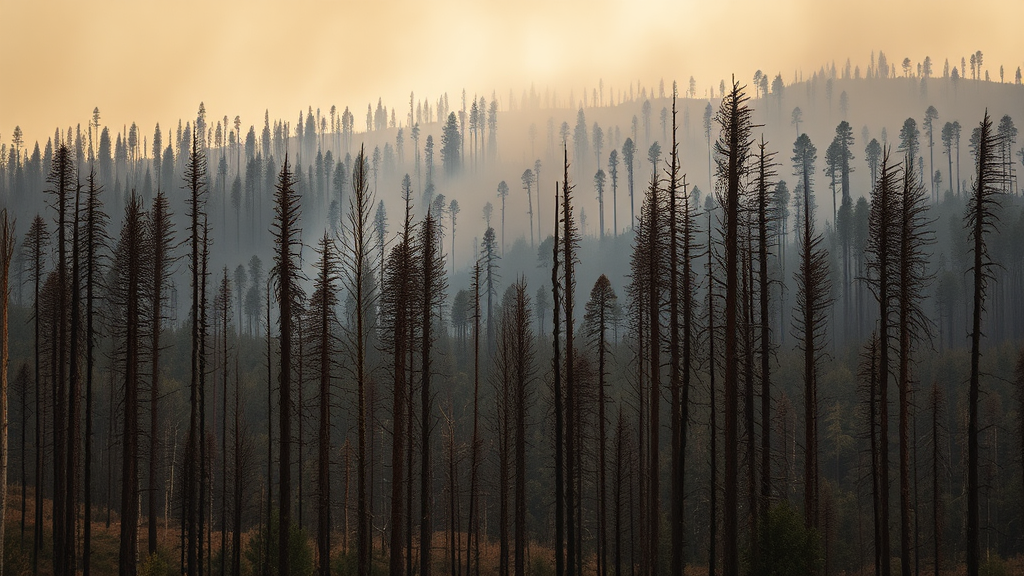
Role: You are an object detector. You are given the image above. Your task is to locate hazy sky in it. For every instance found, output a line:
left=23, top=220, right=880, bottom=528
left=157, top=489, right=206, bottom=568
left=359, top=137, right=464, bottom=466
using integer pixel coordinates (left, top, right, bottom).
left=2, top=0, right=1022, bottom=146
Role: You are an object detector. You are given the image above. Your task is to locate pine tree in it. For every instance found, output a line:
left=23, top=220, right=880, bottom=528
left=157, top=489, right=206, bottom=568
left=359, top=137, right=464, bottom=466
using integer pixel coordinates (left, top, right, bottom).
left=791, top=132, right=832, bottom=535
left=754, top=138, right=778, bottom=570
left=714, top=79, right=753, bottom=576
left=309, top=232, right=339, bottom=576
left=185, top=129, right=208, bottom=576
left=419, top=207, right=447, bottom=576
left=584, top=275, right=617, bottom=576
left=271, top=154, right=303, bottom=576
left=897, top=153, right=933, bottom=576
left=342, top=146, right=375, bottom=576
left=148, top=191, right=174, bottom=557
left=382, top=176, right=419, bottom=576
left=115, top=191, right=150, bottom=576
left=560, top=147, right=581, bottom=576
left=965, top=111, right=1004, bottom=576
left=82, top=170, right=108, bottom=576
left=0, top=209, right=15, bottom=576
left=866, top=149, right=900, bottom=576
left=22, top=215, right=48, bottom=573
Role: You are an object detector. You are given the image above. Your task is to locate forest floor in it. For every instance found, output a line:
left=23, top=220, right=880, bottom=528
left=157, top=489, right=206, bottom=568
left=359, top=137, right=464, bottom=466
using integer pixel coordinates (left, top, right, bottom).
left=3, top=485, right=1022, bottom=575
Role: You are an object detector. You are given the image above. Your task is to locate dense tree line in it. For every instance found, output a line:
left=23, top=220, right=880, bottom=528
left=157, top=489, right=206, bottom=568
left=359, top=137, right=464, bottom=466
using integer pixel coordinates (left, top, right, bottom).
left=1, top=70, right=1024, bottom=576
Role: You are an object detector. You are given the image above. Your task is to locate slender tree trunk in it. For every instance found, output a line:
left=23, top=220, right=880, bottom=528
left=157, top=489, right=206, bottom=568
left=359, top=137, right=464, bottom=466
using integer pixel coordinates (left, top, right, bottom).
left=186, top=132, right=206, bottom=576
left=646, top=172, right=661, bottom=576
left=274, top=156, right=298, bottom=576
left=31, top=217, right=45, bottom=576
left=119, top=193, right=145, bottom=576
left=707, top=210, right=718, bottom=576
left=966, top=112, right=997, bottom=576
left=756, top=141, right=773, bottom=571
left=668, top=95, right=684, bottom=576
left=513, top=282, right=529, bottom=576
left=0, top=210, right=15, bottom=576
left=466, top=263, right=481, bottom=576
left=562, top=153, right=579, bottom=576
left=552, top=186, right=564, bottom=576
left=149, top=193, right=170, bottom=559
left=721, top=83, right=744, bottom=576
left=930, top=384, right=941, bottom=576
left=233, top=355, right=242, bottom=576
left=420, top=212, right=441, bottom=576
left=265, top=284, right=273, bottom=576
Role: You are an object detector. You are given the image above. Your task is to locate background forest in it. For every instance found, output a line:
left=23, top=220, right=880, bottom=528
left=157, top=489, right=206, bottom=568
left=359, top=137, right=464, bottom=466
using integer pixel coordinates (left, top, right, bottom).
left=0, top=52, right=1023, bottom=576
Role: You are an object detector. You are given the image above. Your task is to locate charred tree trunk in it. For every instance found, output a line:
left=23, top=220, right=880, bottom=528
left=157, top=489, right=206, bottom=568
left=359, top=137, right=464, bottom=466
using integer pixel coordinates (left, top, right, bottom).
left=755, top=140, right=776, bottom=569
left=232, top=352, right=243, bottom=576
left=26, top=215, right=48, bottom=576
left=561, top=150, right=580, bottom=576
left=929, top=383, right=943, bottom=576
left=313, top=233, right=339, bottom=576
left=346, top=146, right=374, bottom=576
left=966, top=111, right=1001, bottom=576
left=420, top=209, right=446, bottom=576
left=272, top=155, right=301, bottom=576
left=186, top=131, right=208, bottom=576
left=868, top=149, right=899, bottom=576
left=466, top=262, right=482, bottom=576
left=0, top=210, right=15, bottom=576
left=149, top=192, right=172, bottom=558
left=118, top=192, right=147, bottom=576
left=552, top=185, right=565, bottom=576
left=706, top=206, right=718, bottom=576
left=715, top=80, right=752, bottom=576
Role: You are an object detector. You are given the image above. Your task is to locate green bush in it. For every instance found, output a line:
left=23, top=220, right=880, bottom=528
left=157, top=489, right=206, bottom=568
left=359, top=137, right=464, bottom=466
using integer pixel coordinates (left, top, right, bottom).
left=139, top=551, right=174, bottom=576
left=980, top=554, right=1009, bottom=576
left=748, top=501, right=822, bottom=576
left=3, top=533, right=31, bottom=576
left=243, top=512, right=314, bottom=576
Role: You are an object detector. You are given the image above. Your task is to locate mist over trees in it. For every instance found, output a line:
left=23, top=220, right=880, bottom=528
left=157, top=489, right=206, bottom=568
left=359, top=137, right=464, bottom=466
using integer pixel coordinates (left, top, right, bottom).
left=2, top=50, right=1024, bottom=576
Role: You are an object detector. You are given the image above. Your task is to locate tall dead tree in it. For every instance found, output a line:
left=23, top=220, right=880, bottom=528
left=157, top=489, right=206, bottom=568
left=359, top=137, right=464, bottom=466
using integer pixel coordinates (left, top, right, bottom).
left=46, top=141, right=74, bottom=576
left=511, top=281, right=532, bottom=576
left=552, top=185, right=565, bottom=576
left=216, top=268, right=232, bottom=576
left=465, top=260, right=482, bottom=576
left=67, top=158, right=83, bottom=576
left=185, top=129, right=208, bottom=576
left=116, top=191, right=149, bottom=576
left=929, top=383, right=944, bottom=576
left=754, top=139, right=778, bottom=565
left=342, top=146, right=375, bottom=576
left=866, top=149, right=900, bottom=576
left=714, top=79, right=753, bottom=576
left=310, top=232, right=339, bottom=576
left=271, top=155, right=302, bottom=576
left=419, top=207, right=447, bottom=576
left=791, top=132, right=832, bottom=534
left=82, top=169, right=108, bottom=576
left=0, top=209, right=15, bottom=576
left=384, top=175, right=418, bottom=576
left=560, top=147, right=581, bottom=576
left=965, top=111, right=1003, bottom=576
left=585, top=275, right=617, bottom=576
left=149, top=191, right=174, bottom=557
left=706, top=203, right=718, bottom=576
left=23, top=215, right=48, bottom=573
left=897, top=153, right=933, bottom=576
left=667, top=90, right=683, bottom=576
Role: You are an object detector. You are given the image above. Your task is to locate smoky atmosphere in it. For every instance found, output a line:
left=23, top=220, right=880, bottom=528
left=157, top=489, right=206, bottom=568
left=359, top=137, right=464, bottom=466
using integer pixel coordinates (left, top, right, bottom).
left=0, top=1, right=1023, bottom=575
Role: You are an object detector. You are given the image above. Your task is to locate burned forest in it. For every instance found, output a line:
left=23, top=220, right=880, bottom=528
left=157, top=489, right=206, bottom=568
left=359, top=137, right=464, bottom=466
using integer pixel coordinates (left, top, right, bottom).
left=1, top=11, right=1024, bottom=575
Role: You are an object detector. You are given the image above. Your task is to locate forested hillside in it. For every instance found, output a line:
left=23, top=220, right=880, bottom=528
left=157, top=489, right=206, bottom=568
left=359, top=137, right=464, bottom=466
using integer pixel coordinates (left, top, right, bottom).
left=1, top=58, right=1023, bottom=576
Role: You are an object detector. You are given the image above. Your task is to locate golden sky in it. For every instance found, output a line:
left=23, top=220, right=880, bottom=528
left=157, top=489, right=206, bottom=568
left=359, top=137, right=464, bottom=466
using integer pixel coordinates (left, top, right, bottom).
left=1, top=0, right=1022, bottom=147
